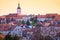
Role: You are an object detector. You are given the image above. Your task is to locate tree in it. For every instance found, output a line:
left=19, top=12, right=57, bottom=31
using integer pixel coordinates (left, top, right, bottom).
left=34, top=16, right=37, bottom=23
left=13, top=34, right=19, bottom=40
left=4, top=32, right=12, bottom=40
left=26, top=20, right=30, bottom=26
left=31, top=20, right=35, bottom=26
left=21, top=20, right=25, bottom=24
left=19, top=20, right=25, bottom=25
left=30, top=16, right=37, bottom=26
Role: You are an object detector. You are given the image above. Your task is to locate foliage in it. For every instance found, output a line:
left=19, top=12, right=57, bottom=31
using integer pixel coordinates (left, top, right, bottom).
left=0, top=32, right=2, bottom=34
left=13, top=34, right=19, bottom=40
left=4, top=33, right=12, bottom=40
left=21, top=20, right=25, bottom=24
left=31, top=20, right=35, bottom=26
left=26, top=20, right=30, bottom=25
left=19, top=20, right=25, bottom=24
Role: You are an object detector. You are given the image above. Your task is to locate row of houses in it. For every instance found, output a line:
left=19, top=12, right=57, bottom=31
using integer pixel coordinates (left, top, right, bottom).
left=0, top=13, right=60, bottom=32
left=0, top=13, right=60, bottom=22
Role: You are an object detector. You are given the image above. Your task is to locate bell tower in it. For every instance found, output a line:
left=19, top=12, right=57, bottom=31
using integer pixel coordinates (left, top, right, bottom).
left=17, top=3, right=21, bottom=14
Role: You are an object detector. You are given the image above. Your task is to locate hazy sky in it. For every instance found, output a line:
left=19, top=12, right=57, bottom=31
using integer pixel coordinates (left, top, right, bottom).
left=0, top=0, right=60, bottom=16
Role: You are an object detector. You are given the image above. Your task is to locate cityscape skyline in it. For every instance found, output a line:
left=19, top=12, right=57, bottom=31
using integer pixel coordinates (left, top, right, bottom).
left=0, top=0, right=60, bottom=16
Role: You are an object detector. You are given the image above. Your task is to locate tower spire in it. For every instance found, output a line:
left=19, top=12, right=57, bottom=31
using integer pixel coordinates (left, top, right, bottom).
left=17, top=3, right=20, bottom=9
left=17, top=3, right=21, bottom=14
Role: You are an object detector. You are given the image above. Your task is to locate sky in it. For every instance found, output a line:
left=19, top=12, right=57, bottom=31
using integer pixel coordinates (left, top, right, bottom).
left=0, top=0, right=60, bottom=16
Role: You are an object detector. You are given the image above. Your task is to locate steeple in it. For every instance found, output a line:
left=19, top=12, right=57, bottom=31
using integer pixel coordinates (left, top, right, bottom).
left=17, top=3, right=21, bottom=14
left=17, top=3, right=20, bottom=9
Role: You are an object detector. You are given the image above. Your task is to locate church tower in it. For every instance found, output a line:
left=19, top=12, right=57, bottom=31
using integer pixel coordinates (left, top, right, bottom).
left=17, top=3, right=21, bottom=14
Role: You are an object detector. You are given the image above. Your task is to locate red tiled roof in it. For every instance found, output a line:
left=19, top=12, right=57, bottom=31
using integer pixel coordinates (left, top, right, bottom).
left=46, top=13, right=58, bottom=18
left=0, top=16, right=6, bottom=19
left=6, top=13, right=18, bottom=18
left=0, top=24, right=16, bottom=31
left=6, top=13, right=27, bottom=19
left=17, top=15, right=23, bottom=19
left=54, top=15, right=60, bottom=20
left=37, top=15, right=46, bottom=18
left=46, top=13, right=57, bottom=15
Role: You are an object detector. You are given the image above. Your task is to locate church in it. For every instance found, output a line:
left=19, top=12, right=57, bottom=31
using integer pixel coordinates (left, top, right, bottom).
left=6, top=3, right=32, bottom=23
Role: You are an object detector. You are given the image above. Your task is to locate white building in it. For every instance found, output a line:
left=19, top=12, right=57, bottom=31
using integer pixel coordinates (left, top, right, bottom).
left=11, top=25, right=23, bottom=36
